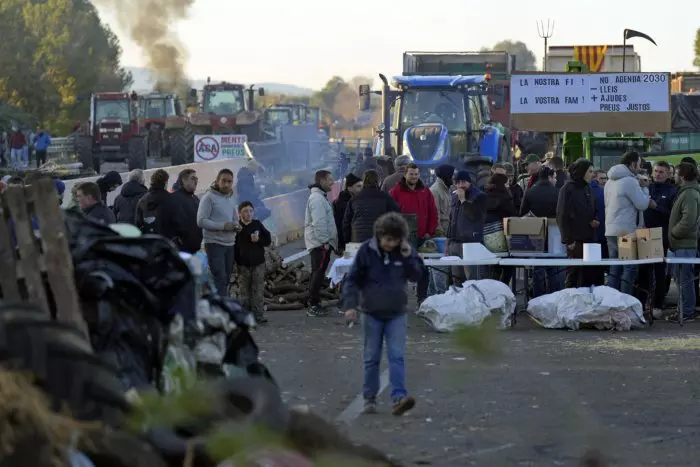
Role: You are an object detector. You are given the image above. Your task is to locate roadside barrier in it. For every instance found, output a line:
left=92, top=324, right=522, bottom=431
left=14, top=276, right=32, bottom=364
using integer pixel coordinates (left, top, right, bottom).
left=62, top=162, right=341, bottom=247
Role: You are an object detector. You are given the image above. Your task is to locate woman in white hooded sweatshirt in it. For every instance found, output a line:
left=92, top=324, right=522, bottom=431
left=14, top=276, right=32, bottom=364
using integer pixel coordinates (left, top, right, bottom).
left=603, top=151, right=653, bottom=295
left=197, top=168, right=240, bottom=296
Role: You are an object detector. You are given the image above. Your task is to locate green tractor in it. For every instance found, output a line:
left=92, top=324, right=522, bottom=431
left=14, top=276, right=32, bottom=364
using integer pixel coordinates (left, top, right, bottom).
left=560, top=61, right=655, bottom=171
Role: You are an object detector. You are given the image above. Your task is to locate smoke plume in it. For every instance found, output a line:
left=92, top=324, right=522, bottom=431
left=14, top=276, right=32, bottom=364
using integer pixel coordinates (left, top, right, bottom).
left=93, top=0, right=195, bottom=92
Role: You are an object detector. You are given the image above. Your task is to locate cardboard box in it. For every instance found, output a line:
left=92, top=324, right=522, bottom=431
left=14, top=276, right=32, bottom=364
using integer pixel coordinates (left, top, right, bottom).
left=503, top=217, right=547, bottom=252
left=636, top=227, right=664, bottom=259
left=617, top=233, right=638, bottom=260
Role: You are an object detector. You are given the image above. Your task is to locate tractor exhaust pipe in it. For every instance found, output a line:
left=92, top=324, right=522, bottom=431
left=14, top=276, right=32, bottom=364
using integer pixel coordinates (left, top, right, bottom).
left=379, top=74, right=392, bottom=157
left=247, top=85, right=255, bottom=112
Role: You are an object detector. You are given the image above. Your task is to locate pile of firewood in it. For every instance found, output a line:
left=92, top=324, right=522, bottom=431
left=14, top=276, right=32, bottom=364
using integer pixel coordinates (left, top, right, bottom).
left=229, top=247, right=341, bottom=311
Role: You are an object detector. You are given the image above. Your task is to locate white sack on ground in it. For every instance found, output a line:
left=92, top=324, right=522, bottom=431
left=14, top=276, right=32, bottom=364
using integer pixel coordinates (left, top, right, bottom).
left=527, top=285, right=646, bottom=331
left=417, top=279, right=515, bottom=332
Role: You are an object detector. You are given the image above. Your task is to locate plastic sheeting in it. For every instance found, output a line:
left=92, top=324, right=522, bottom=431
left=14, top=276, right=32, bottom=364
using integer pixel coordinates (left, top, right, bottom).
left=527, top=285, right=646, bottom=331
left=671, top=93, right=700, bottom=131
left=417, top=280, right=515, bottom=332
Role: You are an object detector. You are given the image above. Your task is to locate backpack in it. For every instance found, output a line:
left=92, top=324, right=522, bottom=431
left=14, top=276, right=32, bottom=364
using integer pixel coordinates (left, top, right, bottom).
left=140, top=199, right=163, bottom=235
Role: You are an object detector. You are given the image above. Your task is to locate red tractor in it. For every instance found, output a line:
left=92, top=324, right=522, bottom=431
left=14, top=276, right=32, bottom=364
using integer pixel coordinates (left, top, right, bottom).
left=75, top=92, right=145, bottom=173
left=169, top=79, right=265, bottom=166
left=136, top=92, right=183, bottom=160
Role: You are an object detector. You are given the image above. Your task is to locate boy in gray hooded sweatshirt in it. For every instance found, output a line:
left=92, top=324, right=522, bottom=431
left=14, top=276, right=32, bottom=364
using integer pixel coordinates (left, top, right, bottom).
left=197, top=168, right=240, bottom=296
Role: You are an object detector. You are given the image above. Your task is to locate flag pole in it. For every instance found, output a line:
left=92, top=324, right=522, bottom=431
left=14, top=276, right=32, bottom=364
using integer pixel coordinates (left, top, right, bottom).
left=622, top=29, right=627, bottom=72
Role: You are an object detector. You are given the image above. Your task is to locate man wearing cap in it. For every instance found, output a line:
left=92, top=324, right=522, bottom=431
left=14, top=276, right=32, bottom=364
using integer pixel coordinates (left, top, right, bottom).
left=447, top=170, right=488, bottom=282
left=518, top=154, right=542, bottom=192
left=381, top=155, right=411, bottom=193
left=333, top=173, right=363, bottom=253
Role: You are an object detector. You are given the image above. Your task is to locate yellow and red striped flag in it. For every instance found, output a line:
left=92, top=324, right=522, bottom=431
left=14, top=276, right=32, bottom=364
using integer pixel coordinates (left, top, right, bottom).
left=573, top=45, right=608, bottom=72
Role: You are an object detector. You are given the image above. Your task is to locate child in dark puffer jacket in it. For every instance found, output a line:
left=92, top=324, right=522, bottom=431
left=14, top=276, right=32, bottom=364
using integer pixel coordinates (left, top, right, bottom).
left=342, top=212, right=423, bottom=417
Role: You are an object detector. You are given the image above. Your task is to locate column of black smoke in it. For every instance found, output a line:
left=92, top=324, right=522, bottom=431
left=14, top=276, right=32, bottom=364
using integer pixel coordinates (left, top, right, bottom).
left=92, top=0, right=195, bottom=93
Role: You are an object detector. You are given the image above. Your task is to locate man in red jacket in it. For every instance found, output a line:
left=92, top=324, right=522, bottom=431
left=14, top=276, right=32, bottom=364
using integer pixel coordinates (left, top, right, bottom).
left=390, top=162, right=437, bottom=304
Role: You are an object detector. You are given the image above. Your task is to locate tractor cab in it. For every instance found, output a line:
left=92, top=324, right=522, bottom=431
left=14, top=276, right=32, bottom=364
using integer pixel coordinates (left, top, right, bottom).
left=186, top=80, right=265, bottom=134
left=270, top=104, right=308, bottom=124
left=202, top=83, right=246, bottom=116
left=360, top=75, right=503, bottom=181
left=137, top=94, right=178, bottom=121
left=90, top=93, right=138, bottom=151
left=75, top=92, right=144, bottom=173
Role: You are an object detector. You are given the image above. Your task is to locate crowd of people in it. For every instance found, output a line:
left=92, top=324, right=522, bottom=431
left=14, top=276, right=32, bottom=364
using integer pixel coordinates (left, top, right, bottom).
left=45, top=165, right=273, bottom=324
left=307, top=151, right=700, bottom=326
left=297, top=151, right=700, bottom=417
left=0, top=126, right=52, bottom=169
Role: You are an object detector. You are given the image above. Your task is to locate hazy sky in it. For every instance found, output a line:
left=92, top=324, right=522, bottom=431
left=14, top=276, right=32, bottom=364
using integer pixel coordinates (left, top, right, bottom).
left=97, top=0, right=699, bottom=90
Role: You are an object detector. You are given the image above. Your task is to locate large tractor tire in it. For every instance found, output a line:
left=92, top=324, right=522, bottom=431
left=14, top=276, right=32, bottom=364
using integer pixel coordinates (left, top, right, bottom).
left=169, top=124, right=195, bottom=166
left=146, top=128, right=163, bottom=160
left=76, top=135, right=97, bottom=174
left=0, top=303, right=129, bottom=425
left=128, top=135, right=147, bottom=171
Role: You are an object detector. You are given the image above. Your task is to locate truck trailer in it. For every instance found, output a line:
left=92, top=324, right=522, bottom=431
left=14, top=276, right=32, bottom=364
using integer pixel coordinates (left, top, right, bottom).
left=545, top=45, right=641, bottom=72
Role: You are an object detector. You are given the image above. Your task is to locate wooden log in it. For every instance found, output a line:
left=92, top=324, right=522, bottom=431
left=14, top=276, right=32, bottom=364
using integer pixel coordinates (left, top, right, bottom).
left=265, top=302, right=304, bottom=311
left=278, top=291, right=308, bottom=303
left=32, top=179, right=87, bottom=336
left=268, top=283, right=305, bottom=294
left=0, top=197, right=21, bottom=302
left=319, top=290, right=338, bottom=300
left=4, top=186, right=47, bottom=313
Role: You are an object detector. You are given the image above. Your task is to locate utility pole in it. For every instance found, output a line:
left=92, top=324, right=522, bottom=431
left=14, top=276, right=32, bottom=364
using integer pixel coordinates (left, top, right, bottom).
left=537, top=20, right=555, bottom=71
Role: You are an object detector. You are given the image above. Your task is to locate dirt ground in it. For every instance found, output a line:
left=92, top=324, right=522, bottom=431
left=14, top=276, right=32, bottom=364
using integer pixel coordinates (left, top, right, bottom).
left=259, top=241, right=700, bottom=466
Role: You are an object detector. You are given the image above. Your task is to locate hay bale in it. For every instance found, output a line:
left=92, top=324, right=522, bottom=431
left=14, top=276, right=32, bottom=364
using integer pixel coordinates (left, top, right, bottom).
left=0, top=371, right=69, bottom=467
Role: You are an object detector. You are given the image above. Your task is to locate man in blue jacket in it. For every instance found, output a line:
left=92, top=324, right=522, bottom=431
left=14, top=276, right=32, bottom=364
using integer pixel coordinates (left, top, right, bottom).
left=343, top=212, right=423, bottom=417
left=32, top=129, right=51, bottom=168
left=641, top=161, right=677, bottom=309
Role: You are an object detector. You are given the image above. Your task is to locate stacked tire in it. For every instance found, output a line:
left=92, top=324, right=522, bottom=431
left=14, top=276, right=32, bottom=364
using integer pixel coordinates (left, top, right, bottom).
left=0, top=304, right=128, bottom=425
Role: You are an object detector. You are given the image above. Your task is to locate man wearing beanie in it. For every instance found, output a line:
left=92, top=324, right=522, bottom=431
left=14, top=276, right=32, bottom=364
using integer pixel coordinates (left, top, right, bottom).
left=430, top=164, right=455, bottom=236
left=381, top=155, right=411, bottom=193
left=333, top=173, right=363, bottom=252
left=447, top=169, right=488, bottom=282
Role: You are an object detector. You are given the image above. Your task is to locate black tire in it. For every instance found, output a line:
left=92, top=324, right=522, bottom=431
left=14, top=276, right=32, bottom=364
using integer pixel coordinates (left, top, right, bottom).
left=0, top=304, right=129, bottom=426
left=76, top=135, right=95, bottom=173
left=170, top=124, right=194, bottom=166
left=94, top=154, right=102, bottom=175
left=128, top=136, right=147, bottom=171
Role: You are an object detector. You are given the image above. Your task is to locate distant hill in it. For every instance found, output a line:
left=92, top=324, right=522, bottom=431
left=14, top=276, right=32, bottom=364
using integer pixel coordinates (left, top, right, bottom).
left=125, top=66, right=314, bottom=96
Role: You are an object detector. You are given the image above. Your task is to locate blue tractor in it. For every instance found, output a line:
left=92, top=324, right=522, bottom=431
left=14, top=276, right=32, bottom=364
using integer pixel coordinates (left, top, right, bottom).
left=359, top=73, right=507, bottom=185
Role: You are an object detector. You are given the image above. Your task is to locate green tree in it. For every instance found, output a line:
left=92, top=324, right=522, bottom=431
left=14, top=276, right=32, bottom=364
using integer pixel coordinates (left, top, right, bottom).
left=482, top=40, right=538, bottom=71
left=694, top=28, right=700, bottom=69
left=0, top=0, right=131, bottom=134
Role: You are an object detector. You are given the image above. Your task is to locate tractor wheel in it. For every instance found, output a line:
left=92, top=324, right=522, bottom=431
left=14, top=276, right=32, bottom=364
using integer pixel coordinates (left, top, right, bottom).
left=147, top=129, right=162, bottom=160
left=0, top=303, right=129, bottom=426
left=128, top=136, right=147, bottom=171
left=76, top=135, right=95, bottom=173
left=170, top=124, right=195, bottom=166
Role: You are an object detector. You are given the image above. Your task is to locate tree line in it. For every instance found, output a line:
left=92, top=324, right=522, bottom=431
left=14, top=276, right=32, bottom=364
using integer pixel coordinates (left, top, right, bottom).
left=0, top=0, right=131, bottom=134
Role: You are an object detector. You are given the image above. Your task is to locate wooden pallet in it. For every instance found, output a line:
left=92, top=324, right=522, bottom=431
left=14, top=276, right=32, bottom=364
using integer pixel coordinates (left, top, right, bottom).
left=0, top=177, right=87, bottom=335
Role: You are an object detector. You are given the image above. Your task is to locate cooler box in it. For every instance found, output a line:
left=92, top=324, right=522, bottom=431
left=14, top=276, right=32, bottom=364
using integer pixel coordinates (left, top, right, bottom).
left=432, top=237, right=447, bottom=253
